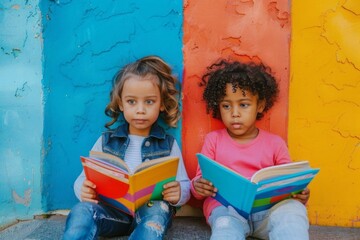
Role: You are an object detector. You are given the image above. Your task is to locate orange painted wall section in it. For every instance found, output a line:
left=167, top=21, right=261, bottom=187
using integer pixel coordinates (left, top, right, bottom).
left=182, top=0, right=291, bottom=179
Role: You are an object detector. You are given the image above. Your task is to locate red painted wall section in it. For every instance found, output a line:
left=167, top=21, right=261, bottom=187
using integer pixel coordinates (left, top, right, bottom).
left=182, top=0, right=291, bottom=181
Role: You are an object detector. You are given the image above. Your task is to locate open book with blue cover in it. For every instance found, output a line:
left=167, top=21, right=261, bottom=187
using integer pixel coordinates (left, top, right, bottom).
left=197, top=153, right=319, bottom=219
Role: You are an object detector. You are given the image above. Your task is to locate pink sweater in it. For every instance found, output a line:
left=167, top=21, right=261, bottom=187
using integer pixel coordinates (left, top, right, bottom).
left=190, top=128, right=291, bottom=221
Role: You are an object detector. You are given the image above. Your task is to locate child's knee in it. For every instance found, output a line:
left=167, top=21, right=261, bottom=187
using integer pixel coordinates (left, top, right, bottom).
left=209, top=206, right=250, bottom=238
left=135, top=201, right=174, bottom=227
left=210, top=216, right=248, bottom=239
left=269, top=199, right=309, bottom=226
left=133, top=201, right=173, bottom=238
left=64, top=202, right=99, bottom=239
left=212, top=215, right=233, bottom=229
left=70, top=202, right=97, bottom=217
left=136, top=200, right=173, bottom=219
left=267, top=200, right=309, bottom=239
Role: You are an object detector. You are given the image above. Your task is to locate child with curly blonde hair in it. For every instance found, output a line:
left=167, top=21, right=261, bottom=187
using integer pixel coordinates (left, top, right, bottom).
left=63, top=56, right=190, bottom=240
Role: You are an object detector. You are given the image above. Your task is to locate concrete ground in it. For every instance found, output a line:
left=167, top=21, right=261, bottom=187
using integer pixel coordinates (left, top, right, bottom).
left=1, top=214, right=360, bottom=240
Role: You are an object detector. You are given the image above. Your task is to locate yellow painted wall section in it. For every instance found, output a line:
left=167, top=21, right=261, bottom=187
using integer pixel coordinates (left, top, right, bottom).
left=290, top=0, right=360, bottom=227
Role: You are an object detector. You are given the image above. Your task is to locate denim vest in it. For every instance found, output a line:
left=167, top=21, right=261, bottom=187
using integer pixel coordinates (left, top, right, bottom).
left=102, top=123, right=174, bottom=162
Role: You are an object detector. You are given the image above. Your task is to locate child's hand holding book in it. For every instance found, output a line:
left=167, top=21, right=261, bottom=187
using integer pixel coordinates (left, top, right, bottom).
left=292, top=188, right=310, bottom=205
left=193, top=177, right=218, bottom=197
left=162, top=181, right=181, bottom=204
left=80, top=179, right=98, bottom=204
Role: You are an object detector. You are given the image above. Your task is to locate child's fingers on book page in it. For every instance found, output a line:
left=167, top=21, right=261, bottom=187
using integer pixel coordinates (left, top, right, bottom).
left=162, top=188, right=180, bottom=199
left=194, top=179, right=217, bottom=197
left=163, top=181, right=180, bottom=189
left=195, top=177, right=214, bottom=186
left=81, top=190, right=97, bottom=201
left=302, top=188, right=310, bottom=195
left=83, top=179, right=96, bottom=188
left=163, top=191, right=180, bottom=203
left=195, top=178, right=214, bottom=189
left=194, top=188, right=216, bottom=197
left=162, top=185, right=180, bottom=194
left=81, top=185, right=97, bottom=196
left=291, top=188, right=310, bottom=205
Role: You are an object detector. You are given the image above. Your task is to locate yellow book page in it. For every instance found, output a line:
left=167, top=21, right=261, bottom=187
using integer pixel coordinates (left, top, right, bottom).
left=131, top=158, right=179, bottom=193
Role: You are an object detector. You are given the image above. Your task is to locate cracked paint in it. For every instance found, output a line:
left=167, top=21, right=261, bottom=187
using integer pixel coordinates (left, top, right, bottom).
left=1, top=0, right=43, bottom=228
left=39, top=0, right=183, bottom=215
left=182, top=0, right=290, bottom=179
left=1, top=0, right=358, bottom=231
left=1, top=48, right=22, bottom=58
left=343, top=0, right=360, bottom=15
left=12, top=189, right=32, bottom=207
left=15, top=82, right=31, bottom=97
left=322, top=4, right=360, bottom=70
left=267, top=2, right=290, bottom=28
left=290, top=0, right=360, bottom=227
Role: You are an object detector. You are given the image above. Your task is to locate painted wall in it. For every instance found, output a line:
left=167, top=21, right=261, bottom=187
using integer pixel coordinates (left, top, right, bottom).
left=40, top=0, right=183, bottom=211
left=289, top=0, right=360, bottom=227
left=0, top=0, right=183, bottom=227
left=1, top=0, right=360, bottom=229
left=0, top=0, right=43, bottom=227
left=182, top=0, right=290, bottom=186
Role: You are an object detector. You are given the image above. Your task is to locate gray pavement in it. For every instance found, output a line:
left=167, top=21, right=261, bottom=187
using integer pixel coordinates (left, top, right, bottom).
left=1, top=214, right=360, bottom=240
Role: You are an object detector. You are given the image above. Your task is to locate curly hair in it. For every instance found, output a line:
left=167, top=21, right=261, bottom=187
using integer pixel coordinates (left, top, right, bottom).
left=105, top=56, right=180, bottom=128
left=201, top=60, right=279, bottom=120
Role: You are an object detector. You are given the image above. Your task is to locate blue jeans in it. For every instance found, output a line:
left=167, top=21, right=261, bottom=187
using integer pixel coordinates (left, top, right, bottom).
left=208, top=199, right=309, bottom=240
left=63, top=200, right=175, bottom=240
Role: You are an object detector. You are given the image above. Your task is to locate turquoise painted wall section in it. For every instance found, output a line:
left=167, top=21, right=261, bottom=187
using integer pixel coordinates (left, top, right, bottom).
left=0, top=0, right=43, bottom=227
left=40, top=1, right=183, bottom=211
left=0, top=0, right=183, bottom=227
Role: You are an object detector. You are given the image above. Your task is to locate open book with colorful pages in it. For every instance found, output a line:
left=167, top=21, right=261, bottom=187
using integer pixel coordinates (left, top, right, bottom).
left=197, top=153, right=319, bottom=219
left=80, top=151, right=179, bottom=216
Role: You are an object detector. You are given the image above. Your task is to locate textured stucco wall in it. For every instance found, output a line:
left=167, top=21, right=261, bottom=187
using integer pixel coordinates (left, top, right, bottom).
left=0, top=0, right=43, bottom=227
left=40, top=0, right=183, bottom=211
left=290, top=0, right=360, bottom=227
left=182, top=0, right=291, bottom=180
left=0, top=0, right=183, bottom=227
left=1, top=0, right=360, bottom=229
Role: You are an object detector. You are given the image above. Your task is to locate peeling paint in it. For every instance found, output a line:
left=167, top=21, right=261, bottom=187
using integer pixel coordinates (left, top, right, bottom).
left=11, top=4, right=21, bottom=10
left=1, top=0, right=358, bottom=230
left=0, top=48, right=22, bottom=58
left=225, top=0, right=254, bottom=16
left=12, top=189, right=32, bottom=207
left=290, top=0, right=360, bottom=227
left=322, top=5, right=360, bottom=70
left=15, top=82, right=31, bottom=97
left=267, top=2, right=289, bottom=27
left=40, top=0, right=183, bottom=212
left=1, top=0, right=44, bottom=227
left=183, top=0, right=290, bottom=178
left=11, top=48, right=21, bottom=57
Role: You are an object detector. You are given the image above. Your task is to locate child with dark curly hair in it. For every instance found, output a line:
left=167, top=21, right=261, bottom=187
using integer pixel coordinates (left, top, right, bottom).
left=191, top=60, right=310, bottom=240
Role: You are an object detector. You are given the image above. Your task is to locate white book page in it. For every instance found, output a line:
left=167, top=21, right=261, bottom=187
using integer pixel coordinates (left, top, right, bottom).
left=251, top=161, right=310, bottom=183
